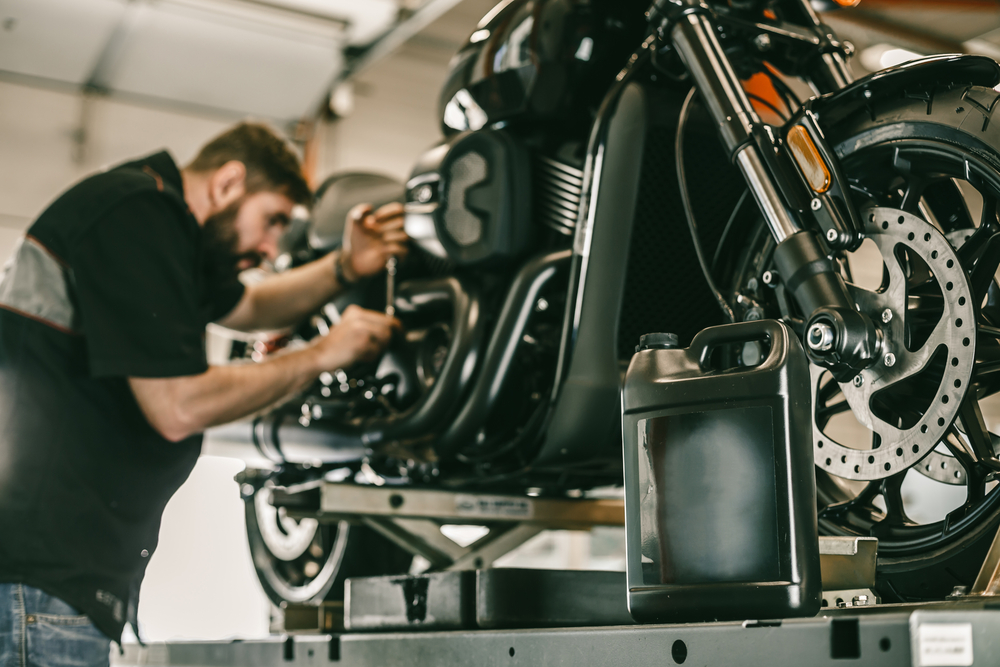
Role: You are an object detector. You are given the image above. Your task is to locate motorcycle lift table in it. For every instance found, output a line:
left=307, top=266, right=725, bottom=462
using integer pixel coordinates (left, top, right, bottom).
left=113, top=480, right=1000, bottom=667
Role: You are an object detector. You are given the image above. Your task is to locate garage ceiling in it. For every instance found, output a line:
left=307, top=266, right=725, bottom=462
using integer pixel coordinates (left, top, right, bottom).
left=0, top=0, right=455, bottom=120
left=2, top=0, right=1000, bottom=121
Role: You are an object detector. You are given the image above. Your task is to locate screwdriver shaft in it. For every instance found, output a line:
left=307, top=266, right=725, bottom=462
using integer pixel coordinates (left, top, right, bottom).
left=385, top=256, right=397, bottom=318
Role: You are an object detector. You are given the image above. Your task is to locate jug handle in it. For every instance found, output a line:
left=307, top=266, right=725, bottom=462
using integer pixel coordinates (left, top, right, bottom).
left=692, top=319, right=787, bottom=371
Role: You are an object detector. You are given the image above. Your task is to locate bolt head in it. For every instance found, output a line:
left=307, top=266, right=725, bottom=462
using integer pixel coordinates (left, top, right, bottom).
left=884, top=352, right=896, bottom=367
left=416, top=184, right=434, bottom=203
left=881, top=308, right=893, bottom=323
left=753, top=33, right=772, bottom=51
left=811, top=198, right=823, bottom=211
left=826, top=228, right=838, bottom=242
left=852, top=375, right=863, bottom=387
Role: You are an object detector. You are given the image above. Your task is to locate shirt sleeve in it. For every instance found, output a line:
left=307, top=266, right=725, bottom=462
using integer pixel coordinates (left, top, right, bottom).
left=71, top=193, right=209, bottom=378
left=203, top=271, right=246, bottom=324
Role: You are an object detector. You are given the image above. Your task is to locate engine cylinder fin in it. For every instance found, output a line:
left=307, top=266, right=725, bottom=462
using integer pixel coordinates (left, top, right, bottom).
left=534, top=154, right=583, bottom=236
left=540, top=179, right=584, bottom=201
left=538, top=155, right=584, bottom=181
left=539, top=195, right=581, bottom=218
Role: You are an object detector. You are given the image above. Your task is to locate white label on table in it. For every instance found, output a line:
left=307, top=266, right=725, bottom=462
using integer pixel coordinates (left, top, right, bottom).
left=455, top=495, right=532, bottom=518
left=917, top=623, right=974, bottom=667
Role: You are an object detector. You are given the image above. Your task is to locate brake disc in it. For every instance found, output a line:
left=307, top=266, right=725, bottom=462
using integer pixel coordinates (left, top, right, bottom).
left=909, top=228, right=1000, bottom=487
left=812, top=207, right=977, bottom=481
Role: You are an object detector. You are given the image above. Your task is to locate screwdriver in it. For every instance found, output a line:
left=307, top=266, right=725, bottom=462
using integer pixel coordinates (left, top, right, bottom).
left=385, top=256, right=397, bottom=318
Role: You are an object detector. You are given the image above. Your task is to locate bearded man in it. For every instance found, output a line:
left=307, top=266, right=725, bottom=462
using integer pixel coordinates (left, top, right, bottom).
left=0, top=122, right=406, bottom=662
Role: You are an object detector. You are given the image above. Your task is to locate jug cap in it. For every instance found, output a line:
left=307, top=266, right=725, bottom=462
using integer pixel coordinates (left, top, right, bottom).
left=638, top=332, right=680, bottom=351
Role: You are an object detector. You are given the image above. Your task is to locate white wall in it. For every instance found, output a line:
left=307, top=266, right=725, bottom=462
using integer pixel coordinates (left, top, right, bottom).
left=315, top=40, right=453, bottom=182
left=0, top=80, right=233, bottom=259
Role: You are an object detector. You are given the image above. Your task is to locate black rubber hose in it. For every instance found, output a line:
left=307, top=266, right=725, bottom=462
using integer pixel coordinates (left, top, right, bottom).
left=676, top=87, right=736, bottom=323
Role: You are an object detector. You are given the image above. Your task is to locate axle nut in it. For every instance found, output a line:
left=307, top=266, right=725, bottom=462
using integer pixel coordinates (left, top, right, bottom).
left=807, top=322, right=835, bottom=352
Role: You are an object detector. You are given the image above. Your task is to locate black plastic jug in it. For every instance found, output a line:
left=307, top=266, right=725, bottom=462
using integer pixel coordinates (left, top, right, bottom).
left=621, top=320, right=821, bottom=624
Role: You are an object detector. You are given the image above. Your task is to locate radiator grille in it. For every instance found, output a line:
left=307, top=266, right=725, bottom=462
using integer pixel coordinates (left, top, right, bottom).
left=616, top=104, right=747, bottom=360
left=534, top=155, right=583, bottom=235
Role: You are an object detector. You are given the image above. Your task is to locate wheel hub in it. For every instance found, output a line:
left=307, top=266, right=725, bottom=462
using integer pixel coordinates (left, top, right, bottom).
left=254, top=485, right=320, bottom=561
left=813, top=207, right=977, bottom=481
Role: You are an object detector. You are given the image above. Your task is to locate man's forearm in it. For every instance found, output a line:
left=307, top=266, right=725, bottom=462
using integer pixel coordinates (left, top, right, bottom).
left=222, top=252, right=347, bottom=331
left=130, top=346, right=322, bottom=442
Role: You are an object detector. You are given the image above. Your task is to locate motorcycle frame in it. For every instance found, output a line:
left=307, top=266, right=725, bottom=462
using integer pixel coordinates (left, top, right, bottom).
left=253, top=0, right=1000, bottom=487
left=536, top=0, right=1000, bottom=474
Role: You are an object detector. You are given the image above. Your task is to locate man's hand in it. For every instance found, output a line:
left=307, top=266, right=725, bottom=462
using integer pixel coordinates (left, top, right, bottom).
left=131, top=305, right=400, bottom=442
left=341, top=202, right=409, bottom=281
left=216, top=203, right=409, bottom=333
left=311, top=305, right=398, bottom=370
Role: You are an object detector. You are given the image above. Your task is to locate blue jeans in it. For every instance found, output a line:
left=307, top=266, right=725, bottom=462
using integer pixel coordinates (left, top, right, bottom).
left=0, top=584, right=110, bottom=667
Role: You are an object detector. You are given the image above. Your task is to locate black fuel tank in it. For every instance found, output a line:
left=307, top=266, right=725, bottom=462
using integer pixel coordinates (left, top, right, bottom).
left=439, top=0, right=648, bottom=136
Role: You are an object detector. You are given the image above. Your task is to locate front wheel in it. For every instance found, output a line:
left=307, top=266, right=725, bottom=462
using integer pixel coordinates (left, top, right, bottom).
left=728, top=84, right=1000, bottom=600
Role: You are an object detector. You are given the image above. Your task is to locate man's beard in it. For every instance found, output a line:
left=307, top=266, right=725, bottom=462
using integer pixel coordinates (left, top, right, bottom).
left=201, top=197, right=263, bottom=281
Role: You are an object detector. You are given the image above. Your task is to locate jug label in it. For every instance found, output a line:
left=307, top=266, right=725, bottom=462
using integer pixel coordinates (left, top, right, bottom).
left=637, top=405, right=779, bottom=586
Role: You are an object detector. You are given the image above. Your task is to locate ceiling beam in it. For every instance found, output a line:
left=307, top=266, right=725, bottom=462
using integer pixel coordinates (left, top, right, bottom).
left=335, top=0, right=466, bottom=85
left=84, top=0, right=143, bottom=94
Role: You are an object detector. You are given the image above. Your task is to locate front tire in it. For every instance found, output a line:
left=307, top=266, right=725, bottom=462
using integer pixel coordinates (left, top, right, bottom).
left=728, top=83, right=1000, bottom=600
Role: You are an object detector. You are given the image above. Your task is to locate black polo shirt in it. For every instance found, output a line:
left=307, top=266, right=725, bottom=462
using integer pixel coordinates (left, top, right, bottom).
left=0, top=151, right=245, bottom=642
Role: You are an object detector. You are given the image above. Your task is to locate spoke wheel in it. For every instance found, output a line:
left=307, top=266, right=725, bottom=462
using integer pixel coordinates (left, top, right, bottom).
left=245, top=482, right=415, bottom=606
left=727, top=85, right=1000, bottom=599
left=245, top=483, right=351, bottom=605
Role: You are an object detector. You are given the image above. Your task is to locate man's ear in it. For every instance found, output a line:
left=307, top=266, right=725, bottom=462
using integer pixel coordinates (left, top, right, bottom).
left=208, top=160, right=247, bottom=210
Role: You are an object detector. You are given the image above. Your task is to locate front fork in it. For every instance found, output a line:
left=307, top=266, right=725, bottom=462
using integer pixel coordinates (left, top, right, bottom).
left=653, top=0, right=880, bottom=381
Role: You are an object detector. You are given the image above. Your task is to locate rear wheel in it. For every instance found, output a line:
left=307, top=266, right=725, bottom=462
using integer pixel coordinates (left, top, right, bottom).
left=245, top=482, right=413, bottom=606
left=728, top=84, right=1000, bottom=599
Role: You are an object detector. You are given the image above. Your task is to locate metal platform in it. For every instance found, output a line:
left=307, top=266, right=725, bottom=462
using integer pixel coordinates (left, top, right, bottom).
left=268, top=477, right=627, bottom=572
left=164, top=477, right=1000, bottom=666
left=115, top=604, right=1000, bottom=667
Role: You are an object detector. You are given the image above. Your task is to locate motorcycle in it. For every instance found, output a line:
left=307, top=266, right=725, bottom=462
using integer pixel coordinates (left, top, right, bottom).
left=232, top=0, right=1000, bottom=609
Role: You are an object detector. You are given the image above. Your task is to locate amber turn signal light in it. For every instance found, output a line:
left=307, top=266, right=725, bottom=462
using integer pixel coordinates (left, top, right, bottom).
left=787, top=125, right=832, bottom=194
left=833, top=0, right=860, bottom=6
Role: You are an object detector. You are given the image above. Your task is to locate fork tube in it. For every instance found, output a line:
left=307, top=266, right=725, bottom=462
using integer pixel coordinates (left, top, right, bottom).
left=670, top=10, right=801, bottom=242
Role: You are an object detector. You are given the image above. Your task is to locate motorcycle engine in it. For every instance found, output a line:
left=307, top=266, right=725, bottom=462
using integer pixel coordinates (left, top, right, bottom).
left=404, top=129, right=533, bottom=266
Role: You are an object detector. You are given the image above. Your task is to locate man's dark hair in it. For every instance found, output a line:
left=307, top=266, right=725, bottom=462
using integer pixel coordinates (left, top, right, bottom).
left=187, top=122, right=312, bottom=206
